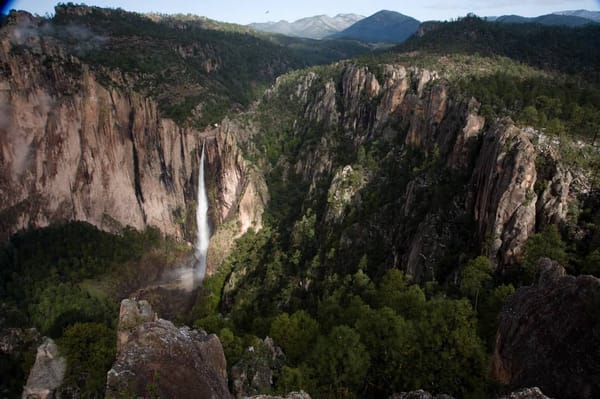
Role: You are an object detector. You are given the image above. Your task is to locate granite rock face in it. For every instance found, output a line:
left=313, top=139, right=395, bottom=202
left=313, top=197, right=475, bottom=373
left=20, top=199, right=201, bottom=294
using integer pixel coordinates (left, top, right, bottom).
left=22, top=338, right=67, bottom=399
left=0, top=11, right=266, bottom=266
left=493, top=258, right=600, bottom=399
left=231, top=337, right=285, bottom=399
left=105, top=299, right=232, bottom=399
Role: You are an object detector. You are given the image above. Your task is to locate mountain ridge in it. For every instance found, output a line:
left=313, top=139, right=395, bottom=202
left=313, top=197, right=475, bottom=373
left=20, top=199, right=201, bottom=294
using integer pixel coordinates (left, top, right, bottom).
left=249, top=13, right=364, bottom=39
left=330, top=10, right=420, bottom=43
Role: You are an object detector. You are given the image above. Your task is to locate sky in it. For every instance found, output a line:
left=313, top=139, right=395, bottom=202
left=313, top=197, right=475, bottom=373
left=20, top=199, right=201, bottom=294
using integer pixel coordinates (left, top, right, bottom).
left=2, top=0, right=600, bottom=24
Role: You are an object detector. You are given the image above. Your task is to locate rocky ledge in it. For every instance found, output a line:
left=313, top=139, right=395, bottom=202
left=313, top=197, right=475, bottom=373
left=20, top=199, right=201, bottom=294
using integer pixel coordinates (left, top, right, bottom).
left=105, top=299, right=232, bottom=398
left=493, top=258, right=600, bottom=399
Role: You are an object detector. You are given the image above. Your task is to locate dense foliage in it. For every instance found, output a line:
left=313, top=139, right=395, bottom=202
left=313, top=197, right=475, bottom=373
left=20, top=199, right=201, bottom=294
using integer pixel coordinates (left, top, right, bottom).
left=399, top=15, right=600, bottom=81
left=0, top=222, right=162, bottom=397
left=49, top=4, right=371, bottom=127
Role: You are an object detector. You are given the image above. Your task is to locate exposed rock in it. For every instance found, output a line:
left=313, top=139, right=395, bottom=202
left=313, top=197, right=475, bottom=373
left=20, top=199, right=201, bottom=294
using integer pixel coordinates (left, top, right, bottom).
left=325, top=165, right=366, bottom=222
left=389, top=390, right=454, bottom=399
left=0, top=12, right=266, bottom=266
left=246, top=392, right=311, bottom=399
left=116, top=299, right=155, bottom=352
left=390, top=388, right=551, bottom=399
left=231, top=337, right=285, bottom=399
left=22, top=338, right=67, bottom=399
left=493, top=258, right=600, bottom=399
left=106, top=299, right=232, bottom=399
left=471, top=120, right=537, bottom=268
left=498, top=387, right=551, bottom=399
left=535, top=156, right=574, bottom=226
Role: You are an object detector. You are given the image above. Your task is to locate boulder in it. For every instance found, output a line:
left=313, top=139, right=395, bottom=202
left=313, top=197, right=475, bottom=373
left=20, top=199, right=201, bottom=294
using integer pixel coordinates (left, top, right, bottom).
left=493, top=258, right=600, bottom=399
left=22, top=338, right=67, bottom=399
left=105, top=299, right=232, bottom=399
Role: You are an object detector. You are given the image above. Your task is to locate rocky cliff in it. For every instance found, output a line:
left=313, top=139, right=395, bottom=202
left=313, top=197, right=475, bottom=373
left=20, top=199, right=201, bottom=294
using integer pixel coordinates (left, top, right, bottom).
left=106, top=299, right=232, bottom=398
left=250, top=62, right=582, bottom=278
left=0, top=11, right=266, bottom=263
left=493, top=258, right=600, bottom=399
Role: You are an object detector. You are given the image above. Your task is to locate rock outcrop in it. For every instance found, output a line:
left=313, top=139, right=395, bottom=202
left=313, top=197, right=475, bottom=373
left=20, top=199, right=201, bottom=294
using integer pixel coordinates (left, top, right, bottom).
left=247, top=392, right=311, bottom=399
left=231, top=337, right=285, bottom=399
left=22, top=338, right=67, bottom=399
left=105, top=299, right=232, bottom=399
left=389, top=390, right=454, bottom=399
left=498, top=387, right=551, bottom=399
left=471, top=121, right=538, bottom=267
left=492, top=258, right=600, bottom=399
left=0, top=11, right=266, bottom=264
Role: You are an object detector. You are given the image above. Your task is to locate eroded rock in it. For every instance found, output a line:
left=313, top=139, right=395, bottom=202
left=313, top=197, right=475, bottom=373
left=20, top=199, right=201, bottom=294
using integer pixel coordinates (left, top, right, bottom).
left=22, top=338, right=67, bottom=399
left=493, top=258, right=600, bottom=399
left=106, top=299, right=232, bottom=399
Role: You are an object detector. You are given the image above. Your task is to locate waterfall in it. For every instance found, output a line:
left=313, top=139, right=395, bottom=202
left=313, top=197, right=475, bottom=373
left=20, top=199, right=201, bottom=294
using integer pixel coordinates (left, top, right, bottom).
left=195, top=142, right=210, bottom=280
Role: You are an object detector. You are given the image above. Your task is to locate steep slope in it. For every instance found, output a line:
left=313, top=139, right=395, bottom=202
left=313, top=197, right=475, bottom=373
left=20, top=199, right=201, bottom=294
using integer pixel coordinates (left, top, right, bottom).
left=249, top=14, right=364, bottom=39
left=44, top=5, right=372, bottom=127
left=0, top=10, right=267, bottom=246
left=330, top=10, right=420, bottom=43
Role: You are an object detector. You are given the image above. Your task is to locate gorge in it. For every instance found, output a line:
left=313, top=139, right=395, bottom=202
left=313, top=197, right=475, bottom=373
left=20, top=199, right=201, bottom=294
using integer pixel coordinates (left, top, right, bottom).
left=0, top=4, right=599, bottom=399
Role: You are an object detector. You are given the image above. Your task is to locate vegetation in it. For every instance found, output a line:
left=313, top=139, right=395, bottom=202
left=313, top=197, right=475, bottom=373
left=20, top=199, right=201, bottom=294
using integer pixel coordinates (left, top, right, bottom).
left=49, top=4, right=372, bottom=127
left=0, top=222, right=169, bottom=397
left=399, top=15, right=600, bottom=81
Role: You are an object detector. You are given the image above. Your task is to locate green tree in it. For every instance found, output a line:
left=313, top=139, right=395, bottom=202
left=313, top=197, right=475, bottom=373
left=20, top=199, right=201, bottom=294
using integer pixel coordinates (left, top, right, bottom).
left=522, top=225, right=568, bottom=283
left=270, top=310, right=320, bottom=364
left=309, top=325, right=370, bottom=398
left=407, top=298, right=488, bottom=398
left=58, top=322, right=116, bottom=398
left=582, top=249, right=600, bottom=277
left=460, top=256, right=493, bottom=310
left=376, top=269, right=426, bottom=319
left=355, top=306, right=413, bottom=396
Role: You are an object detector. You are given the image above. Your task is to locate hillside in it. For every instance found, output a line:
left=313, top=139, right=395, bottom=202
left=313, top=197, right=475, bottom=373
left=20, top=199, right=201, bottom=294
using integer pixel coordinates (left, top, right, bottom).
left=400, top=15, right=600, bottom=80
left=492, top=13, right=598, bottom=27
left=43, top=5, right=372, bottom=128
left=330, top=10, right=420, bottom=43
left=249, top=13, right=364, bottom=39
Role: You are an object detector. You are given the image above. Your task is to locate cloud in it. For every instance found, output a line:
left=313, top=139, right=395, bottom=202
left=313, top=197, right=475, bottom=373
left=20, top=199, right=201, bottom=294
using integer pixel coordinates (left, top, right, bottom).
left=9, top=14, right=107, bottom=55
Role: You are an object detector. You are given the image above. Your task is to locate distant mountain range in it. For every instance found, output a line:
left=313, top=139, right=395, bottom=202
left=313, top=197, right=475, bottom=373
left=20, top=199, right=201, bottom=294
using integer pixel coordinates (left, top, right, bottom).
left=249, top=14, right=364, bottom=39
left=250, top=9, right=599, bottom=43
left=329, top=10, right=420, bottom=43
left=487, top=10, right=600, bottom=27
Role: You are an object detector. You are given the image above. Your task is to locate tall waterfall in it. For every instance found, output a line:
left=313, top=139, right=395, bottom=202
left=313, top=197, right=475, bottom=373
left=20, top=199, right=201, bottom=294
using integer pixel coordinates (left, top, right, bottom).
left=195, top=142, right=210, bottom=280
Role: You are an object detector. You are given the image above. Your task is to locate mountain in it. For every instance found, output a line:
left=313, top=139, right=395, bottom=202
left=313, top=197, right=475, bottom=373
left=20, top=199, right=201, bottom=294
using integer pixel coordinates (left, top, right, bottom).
left=555, top=9, right=600, bottom=22
left=493, top=12, right=598, bottom=27
left=400, top=15, right=600, bottom=80
left=249, top=14, right=364, bottom=39
left=330, top=10, right=420, bottom=43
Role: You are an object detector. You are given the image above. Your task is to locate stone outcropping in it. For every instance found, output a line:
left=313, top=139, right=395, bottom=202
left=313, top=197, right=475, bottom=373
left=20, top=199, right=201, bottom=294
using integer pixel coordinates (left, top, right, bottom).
left=22, top=338, right=67, bottom=399
left=0, top=11, right=266, bottom=263
left=493, top=258, right=600, bottom=399
left=498, top=387, right=551, bottom=399
left=105, top=299, right=232, bottom=399
left=247, top=392, right=311, bottom=399
left=231, top=337, right=285, bottom=399
left=471, top=121, right=537, bottom=267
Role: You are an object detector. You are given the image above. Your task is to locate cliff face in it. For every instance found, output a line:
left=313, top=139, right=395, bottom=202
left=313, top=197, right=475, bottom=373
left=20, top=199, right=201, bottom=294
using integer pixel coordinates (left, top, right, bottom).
left=492, top=258, right=600, bottom=399
left=258, top=63, right=581, bottom=277
left=0, top=12, right=265, bottom=257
